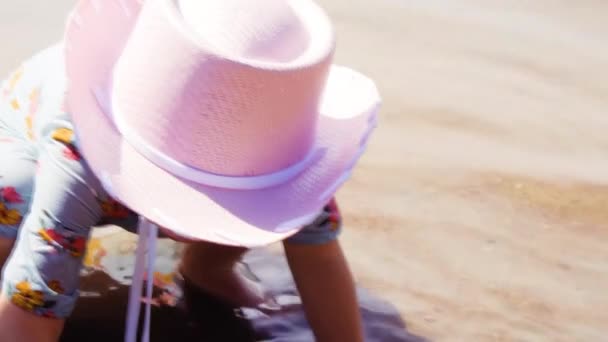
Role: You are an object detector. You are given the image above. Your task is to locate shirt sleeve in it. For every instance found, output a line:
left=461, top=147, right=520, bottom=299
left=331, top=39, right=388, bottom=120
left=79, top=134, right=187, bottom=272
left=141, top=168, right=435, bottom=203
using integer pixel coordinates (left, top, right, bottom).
left=0, top=45, right=139, bottom=318
left=1, top=121, right=107, bottom=318
left=284, top=198, right=343, bottom=245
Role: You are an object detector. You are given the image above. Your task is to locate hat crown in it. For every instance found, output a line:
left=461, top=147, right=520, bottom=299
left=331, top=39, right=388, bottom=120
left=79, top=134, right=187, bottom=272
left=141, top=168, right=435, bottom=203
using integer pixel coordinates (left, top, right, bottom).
left=111, top=0, right=335, bottom=177
left=179, top=0, right=309, bottom=63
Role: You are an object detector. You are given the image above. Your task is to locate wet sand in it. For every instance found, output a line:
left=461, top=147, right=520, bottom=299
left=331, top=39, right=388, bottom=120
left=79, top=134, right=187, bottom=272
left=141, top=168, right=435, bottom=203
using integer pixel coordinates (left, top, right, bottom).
left=2, top=0, right=608, bottom=341
left=63, top=236, right=423, bottom=341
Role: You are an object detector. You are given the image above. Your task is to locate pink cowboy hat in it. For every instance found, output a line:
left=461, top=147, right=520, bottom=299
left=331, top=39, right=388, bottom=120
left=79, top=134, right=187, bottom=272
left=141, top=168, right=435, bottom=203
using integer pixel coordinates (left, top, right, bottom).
left=64, top=0, right=380, bottom=247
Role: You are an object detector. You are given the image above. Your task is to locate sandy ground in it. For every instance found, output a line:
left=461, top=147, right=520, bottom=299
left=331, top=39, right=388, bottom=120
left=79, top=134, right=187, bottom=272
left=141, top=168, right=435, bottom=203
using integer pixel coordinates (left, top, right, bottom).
left=2, top=0, right=608, bottom=341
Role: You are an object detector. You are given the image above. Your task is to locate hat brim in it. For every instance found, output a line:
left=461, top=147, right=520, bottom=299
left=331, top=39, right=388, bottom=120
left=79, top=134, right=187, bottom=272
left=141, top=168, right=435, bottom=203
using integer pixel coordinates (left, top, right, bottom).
left=65, top=0, right=380, bottom=247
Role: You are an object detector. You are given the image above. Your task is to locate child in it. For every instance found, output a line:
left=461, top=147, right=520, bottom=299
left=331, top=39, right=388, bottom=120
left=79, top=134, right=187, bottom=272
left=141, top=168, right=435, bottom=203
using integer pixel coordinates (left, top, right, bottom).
left=0, top=0, right=380, bottom=341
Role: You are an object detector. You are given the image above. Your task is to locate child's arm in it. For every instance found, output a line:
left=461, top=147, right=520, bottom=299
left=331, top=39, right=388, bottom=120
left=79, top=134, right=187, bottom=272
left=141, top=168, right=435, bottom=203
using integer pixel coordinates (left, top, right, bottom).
left=283, top=239, right=364, bottom=342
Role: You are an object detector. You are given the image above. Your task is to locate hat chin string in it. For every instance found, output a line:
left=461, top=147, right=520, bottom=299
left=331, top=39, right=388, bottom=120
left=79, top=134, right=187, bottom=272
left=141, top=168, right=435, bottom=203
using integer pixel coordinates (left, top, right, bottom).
left=125, top=217, right=158, bottom=342
left=92, top=83, right=320, bottom=191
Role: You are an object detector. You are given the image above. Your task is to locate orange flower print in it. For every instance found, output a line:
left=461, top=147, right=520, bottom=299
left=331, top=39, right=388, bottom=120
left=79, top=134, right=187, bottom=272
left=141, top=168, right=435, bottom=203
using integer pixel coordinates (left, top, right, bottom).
left=11, top=281, right=45, bottom=312
left=38, top=228, right=87, bottom=258
left=83, top=238, right=107, bottom=269
left=2, top=67, right=23, bottom=98
left=0, top=202, right=22, bottom=226
left=1, top=187, right=24, bottom=203
left=7, top=68, right=23, bottom=88
left=152, top=272, right=174, bottom=289
left=48, top=280, right=65, bottom=294
left=10, top=98, right=20, bottom=111
left=326, top=199, right=341, bottom=231
left=52, top=128, right=81, bottom=161
left=29, top=88, right=40, bottom=109
left=25, top=88, right=41, bottom=140
left=100, top=198, right=131, bottom=219
left=52, top=127, right=74, bottom=145
left=25, top=117, right=34, bottom=139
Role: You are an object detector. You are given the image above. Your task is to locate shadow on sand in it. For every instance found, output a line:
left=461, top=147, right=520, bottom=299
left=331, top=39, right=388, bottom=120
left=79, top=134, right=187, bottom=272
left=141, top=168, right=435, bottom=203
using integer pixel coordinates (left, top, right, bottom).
left=62, top=245, right=427, bottom=342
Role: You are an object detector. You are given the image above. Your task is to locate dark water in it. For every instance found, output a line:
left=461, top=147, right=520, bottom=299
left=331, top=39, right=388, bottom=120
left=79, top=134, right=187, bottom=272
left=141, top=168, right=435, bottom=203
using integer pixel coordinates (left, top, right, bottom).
left=61, top=242, right=426, bottom=342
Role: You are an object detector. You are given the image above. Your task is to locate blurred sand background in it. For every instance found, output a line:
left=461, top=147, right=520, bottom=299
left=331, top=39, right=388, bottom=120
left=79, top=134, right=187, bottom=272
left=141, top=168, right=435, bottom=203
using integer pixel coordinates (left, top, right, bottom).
left=2, top=0, right=608, bottom=341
